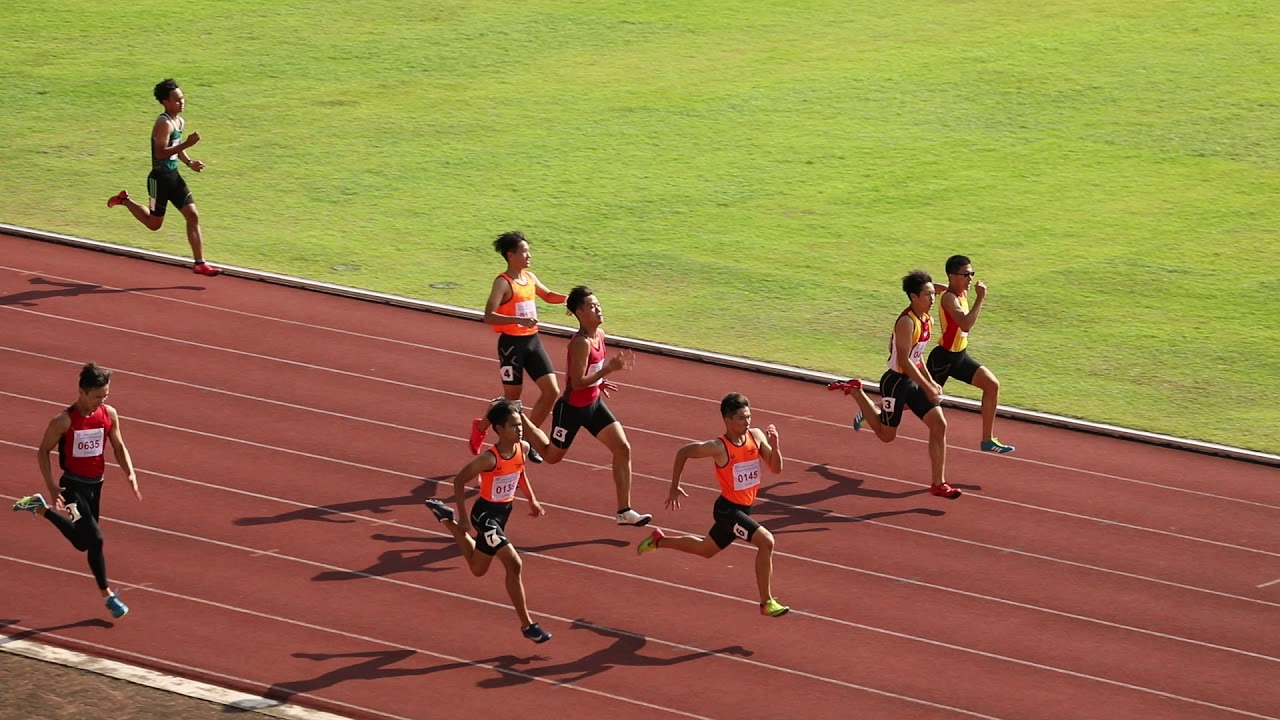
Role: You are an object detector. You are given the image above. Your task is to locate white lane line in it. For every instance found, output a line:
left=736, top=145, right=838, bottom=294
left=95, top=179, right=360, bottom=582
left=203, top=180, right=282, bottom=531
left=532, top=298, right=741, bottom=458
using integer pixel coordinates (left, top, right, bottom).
left=5, top=448, right=1274, bottom=666
left=1259, top=578, right=1280, bottom=589
left=3, top=388, right=1279, bottom=616
left=0, top=636, right=355, bottom=720
left=0, top=557, right=1000, bottom=720
left=1, top=273, right=1274, bottom=512
left=5, top=515, right=1275, bottom=720
left=3, top=343, right=1276, bottom=561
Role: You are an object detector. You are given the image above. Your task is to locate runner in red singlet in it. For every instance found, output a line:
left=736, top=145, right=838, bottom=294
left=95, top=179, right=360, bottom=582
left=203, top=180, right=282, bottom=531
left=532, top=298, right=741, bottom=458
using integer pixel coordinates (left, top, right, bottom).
left=14, top=363, right=141, bottom=618
left=521, top=285, right=652, bottom=526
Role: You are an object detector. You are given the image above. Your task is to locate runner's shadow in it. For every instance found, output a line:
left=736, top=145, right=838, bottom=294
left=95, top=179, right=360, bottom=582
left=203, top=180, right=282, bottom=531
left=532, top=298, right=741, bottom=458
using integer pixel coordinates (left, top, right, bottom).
left=0, top=277, right=203, bottom=307
left=312, top=533, right=457, bottom=581
left=753, top=465, right=946, bottom=532
left=235, top=475, right=452, bottom=526
left=0, top=617, right=114, bottom=640
left=522, top=538, right=630, bottom=554
left=311, top=533, right=631, bottom=583
left=476, top=618, right=752, bottom=689
left=259, top=649, right=541, bottom=704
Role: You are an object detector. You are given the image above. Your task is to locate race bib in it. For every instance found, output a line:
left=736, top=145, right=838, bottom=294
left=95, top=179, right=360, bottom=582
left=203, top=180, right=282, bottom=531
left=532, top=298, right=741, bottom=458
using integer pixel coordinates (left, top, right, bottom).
left=909, top=343, right=925, bottom=366
left=489, top=471, right=520, bottom=502
left=585, top=359, right=604, bottom=387
left=514, top=300, right=536, bottom=319
left=72, top=428, right=105, bottom=458
left=732, top=458, right=761, bottom=492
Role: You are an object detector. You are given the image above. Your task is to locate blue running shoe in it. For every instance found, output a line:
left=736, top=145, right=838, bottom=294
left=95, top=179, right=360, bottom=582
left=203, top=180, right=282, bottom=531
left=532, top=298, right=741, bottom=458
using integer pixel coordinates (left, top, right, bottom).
left=105, top=593, right=129, bottom=619
left=980, top=438, right=1015, bottom=454
left=12, top=494, right=47, bottom=514
left=522, top=622, right=552, bottom=643
left=852, top=413, right=865, bottom=432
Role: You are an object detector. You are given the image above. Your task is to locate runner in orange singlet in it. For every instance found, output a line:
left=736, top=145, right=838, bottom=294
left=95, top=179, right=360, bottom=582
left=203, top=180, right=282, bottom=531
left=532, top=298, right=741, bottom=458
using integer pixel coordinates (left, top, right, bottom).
left=426, top=399, right=552, bottom=643
left=926, top=254, right=1014, bottom=454
left=636, top=393, right=789, bottom=617
left=831, top=270, right=960, bottom=498
left=468, top=231, right=567, bottom=459
left=14, top=363, right=141, bottom=618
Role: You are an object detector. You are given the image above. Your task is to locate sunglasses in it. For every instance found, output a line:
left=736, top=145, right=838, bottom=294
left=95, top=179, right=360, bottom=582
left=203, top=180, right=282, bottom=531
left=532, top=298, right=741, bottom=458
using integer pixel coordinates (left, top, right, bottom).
left=951, top=271, right=976, bottom=278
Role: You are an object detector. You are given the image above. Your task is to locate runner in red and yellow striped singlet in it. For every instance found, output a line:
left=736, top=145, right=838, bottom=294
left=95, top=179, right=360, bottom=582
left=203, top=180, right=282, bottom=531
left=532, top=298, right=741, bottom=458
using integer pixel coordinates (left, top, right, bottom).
left=425, top=399, right=553, bottom=644
left=636, top=393, right=790, bottom=617
left=832, top=270, right=962, bottom=499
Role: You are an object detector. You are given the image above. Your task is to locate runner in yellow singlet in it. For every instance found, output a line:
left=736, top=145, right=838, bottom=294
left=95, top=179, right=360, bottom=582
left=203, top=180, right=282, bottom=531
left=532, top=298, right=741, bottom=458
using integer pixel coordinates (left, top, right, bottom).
left=926, top=255, right=1014, bottom=454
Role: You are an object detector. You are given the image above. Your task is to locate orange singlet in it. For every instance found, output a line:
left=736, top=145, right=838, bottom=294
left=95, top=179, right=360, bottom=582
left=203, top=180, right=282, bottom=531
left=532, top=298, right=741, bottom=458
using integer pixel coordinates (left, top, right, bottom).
left=714, top=431, right=763, bottom=506
left=478, top=443, right=525, bottom=503
left=492, top=271, right=539, bottom=336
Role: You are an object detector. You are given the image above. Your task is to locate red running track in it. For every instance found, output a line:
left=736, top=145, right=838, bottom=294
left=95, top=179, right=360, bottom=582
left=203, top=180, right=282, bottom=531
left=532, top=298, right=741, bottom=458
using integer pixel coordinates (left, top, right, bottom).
left=1, top=232, right=1277, bottom=720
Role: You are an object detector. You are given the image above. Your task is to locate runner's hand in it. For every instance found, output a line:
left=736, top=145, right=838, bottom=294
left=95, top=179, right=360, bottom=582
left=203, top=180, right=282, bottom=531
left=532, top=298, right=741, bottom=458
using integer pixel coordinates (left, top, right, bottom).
left=665, top=486, right=688, bottom=510
left=607, top=349, right=635, bottom=373
left=975, top=281, right=987, bottom=300
left=187, top=131, right=201, bottom=146
left=517, top=316, right=538, bottom=328
left=129, top=473, right=141, bottom=501
left=189, top=159, right=205, bottom=173
left=924, top=383, right=943, bottom=404
left=529, top=501, right=545, bottom=518
left=765, top=424, right=779, bottom=446
left=601, top=380, right=619, bottom=397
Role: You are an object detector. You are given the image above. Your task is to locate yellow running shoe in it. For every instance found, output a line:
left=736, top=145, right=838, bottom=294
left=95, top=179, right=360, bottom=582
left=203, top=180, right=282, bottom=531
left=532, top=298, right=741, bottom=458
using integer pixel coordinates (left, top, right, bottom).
left=760, top=598, right=790, bottom=617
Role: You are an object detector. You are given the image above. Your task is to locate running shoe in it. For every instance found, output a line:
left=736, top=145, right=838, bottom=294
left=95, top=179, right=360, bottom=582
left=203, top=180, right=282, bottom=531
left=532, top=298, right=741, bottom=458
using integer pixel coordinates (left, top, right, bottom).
left=192, top=262, right=223, bottom=277
left=105, top=593, right=129, bottom=619
left=852, top=412, right=865, bottom=432
left=827, top=378, right=861, bottom=395
left=980, top=438, right=1015, bottom=454
left=615, top=508, right=652, bottom=527
left=526, top=445, right=544, bottom=464
left=11, top=494, right=47, bottom=514
left=929, top=482, right=962, bottom=499
left=468, top=417, right=485, bottom=455
left=636, top=528, right=665, bottom=555
left=521, top=622, right=552, bottom=643
left=106, top=190, right=128, bottom=208
left=424, top=499, right=456, bottom=524
left=760, top=598, right=790, bottom=617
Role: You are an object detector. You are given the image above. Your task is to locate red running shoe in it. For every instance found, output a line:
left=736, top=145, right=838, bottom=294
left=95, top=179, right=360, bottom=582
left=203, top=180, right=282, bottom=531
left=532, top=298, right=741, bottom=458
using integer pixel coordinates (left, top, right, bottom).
left=106, top=190, right=128, bottom=208
left=468, top=417, right=485, bottom=455
left=193, top=262, right=223, bottom=277
left=929, top=482, right=962, bottom=499
left=827, top=378, right=862, bottom=395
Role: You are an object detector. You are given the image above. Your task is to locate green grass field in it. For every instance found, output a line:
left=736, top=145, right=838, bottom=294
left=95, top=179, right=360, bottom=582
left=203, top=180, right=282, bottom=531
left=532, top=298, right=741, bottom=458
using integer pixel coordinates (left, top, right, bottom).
left=2, top=1, right=1277, bottom=452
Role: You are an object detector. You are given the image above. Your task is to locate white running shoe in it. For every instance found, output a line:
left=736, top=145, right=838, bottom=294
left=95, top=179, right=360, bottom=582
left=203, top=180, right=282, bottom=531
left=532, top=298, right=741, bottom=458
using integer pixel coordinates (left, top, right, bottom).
left=615, top=508, right=652, bottom=526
